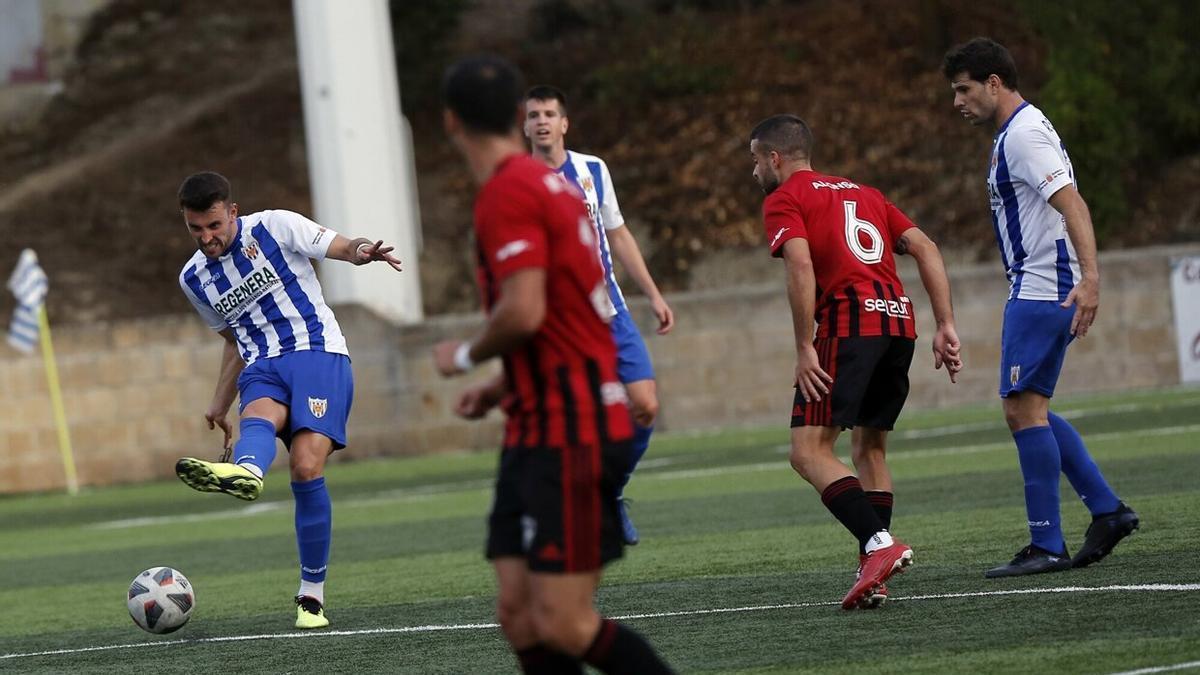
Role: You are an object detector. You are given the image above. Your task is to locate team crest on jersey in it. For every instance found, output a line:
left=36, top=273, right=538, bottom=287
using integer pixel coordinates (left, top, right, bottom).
left=308, top=397, right=328, bottom=419
left=1010, top=365, right=1021, bottom=387
left=242, top=243, right=259, bottom=260
left=580, top=176, right=594, bottom=193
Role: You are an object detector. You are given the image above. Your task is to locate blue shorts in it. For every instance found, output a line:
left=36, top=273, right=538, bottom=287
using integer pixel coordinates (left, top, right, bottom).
left=999, top=299, right=1075, bottom=398
left=610, top=306, right=655, bottom=383
left=237, top=350, right=354, bottom=450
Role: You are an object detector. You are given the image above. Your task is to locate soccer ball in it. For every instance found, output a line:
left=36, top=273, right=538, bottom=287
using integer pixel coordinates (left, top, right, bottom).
left=127, top=567, right=194, bottom=634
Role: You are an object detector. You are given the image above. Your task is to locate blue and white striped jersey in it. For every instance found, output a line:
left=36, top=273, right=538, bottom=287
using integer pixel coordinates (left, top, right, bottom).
left=988, top=102, right=1082, bottom=301
left=179, top=210, right=348, bottom=365
left=556, top=150, right=626, bottom=317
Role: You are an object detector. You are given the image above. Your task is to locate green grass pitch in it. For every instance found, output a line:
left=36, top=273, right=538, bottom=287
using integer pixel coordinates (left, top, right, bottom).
left=2, top=386, right=1198, bottom=673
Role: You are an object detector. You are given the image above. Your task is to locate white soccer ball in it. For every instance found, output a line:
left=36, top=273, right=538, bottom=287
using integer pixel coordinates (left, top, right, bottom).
left=127, top=567, right=195, bottom=634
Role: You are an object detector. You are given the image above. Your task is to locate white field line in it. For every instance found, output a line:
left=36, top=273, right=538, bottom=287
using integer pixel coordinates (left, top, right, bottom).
left=894, top=395, right=1200, bottom=440
left=643, top=423, right=1200, bottom=482
left=87, top=422, right=1200, bottom=530
left=1108, top=661, right=1200, bottom=675
left=3, top=583, right=1198, bottom=661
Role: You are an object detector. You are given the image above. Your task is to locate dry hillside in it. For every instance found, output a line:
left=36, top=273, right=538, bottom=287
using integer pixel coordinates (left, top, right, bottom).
left=0, top=0, right=1194, bottom=326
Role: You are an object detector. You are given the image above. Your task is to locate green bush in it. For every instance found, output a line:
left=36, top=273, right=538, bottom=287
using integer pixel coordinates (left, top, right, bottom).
left=1018, top=0, right=1200, bottom=240
left=390, top=0, right=473, bottom=117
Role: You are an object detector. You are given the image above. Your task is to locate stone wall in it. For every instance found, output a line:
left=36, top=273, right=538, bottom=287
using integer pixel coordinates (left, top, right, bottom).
left=1, top=244, right=1194, bottom=494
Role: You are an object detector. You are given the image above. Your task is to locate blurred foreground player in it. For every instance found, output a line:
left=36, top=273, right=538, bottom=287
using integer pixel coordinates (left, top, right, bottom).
left=174, top=171, right=402, bottom=628
left=433, top=55, right=673, bottom=674
left=750, top=114, right=963, bottom=609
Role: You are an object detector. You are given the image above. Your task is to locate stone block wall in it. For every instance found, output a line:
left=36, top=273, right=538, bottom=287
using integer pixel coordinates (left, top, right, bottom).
left=1, top=244, right=1194, bottom=493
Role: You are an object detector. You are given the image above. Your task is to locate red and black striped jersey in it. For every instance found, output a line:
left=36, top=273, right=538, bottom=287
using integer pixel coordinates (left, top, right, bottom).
left=764, top=170, right=918, bottom=339
left=474, top=154, right=633, bottom=449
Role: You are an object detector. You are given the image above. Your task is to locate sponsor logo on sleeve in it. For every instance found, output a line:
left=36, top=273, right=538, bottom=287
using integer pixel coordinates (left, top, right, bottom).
left=311, top=227, right=327, bottom=246
left=495, top=239, right=532, bottom=262
left=1036, top=169, right=1067, bottom=191
left=770, top=227, right=789, bottom=248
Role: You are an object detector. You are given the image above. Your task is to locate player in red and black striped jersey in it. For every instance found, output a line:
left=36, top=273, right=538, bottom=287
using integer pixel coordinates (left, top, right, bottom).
left=433, top=55, right=673, bottom=675
left=751, top=114, right=963, bottom=610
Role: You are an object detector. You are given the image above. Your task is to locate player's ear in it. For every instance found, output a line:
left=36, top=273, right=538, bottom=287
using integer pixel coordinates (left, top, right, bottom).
left=442, top=108, right=461, bottom=137
left=228, top=202, right=238, bottom=219
left=561, top=115, right=569, bottom=135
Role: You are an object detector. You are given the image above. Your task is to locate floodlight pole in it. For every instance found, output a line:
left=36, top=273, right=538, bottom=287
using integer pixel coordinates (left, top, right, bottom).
left=292, top=0, right=423, bottom=324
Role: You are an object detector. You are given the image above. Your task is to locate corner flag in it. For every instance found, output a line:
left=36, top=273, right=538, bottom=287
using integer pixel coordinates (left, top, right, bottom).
left=7, top=249, right=47, bottom=353
left=6, top=249, right=78, bottom=494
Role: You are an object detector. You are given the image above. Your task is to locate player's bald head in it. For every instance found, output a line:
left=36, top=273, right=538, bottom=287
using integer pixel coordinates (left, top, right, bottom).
left=750, top=115, right=814, bottom=162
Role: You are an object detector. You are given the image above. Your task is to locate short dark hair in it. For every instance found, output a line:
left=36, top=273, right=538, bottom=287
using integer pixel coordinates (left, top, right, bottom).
left=525, top=85, right=568, bottom=116
left=178, top=171, right=231, bottom=211
left=942, top=37, right=1019, bottom=90
left=442, top=54, right=527, bottom=135
left=749, top=114, right=814, bottom=161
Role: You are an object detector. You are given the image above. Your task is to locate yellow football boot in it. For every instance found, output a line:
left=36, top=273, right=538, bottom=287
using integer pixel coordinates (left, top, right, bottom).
left=295, top=596, right=329, bottom=629
left=174, top=457, right=263, bottom=501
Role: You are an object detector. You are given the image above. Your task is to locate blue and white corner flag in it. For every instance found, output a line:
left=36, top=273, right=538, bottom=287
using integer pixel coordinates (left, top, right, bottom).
left=7, top=249, right=48, bottom=354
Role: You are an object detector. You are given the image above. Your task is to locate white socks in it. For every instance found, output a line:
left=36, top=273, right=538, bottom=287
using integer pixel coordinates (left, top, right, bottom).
left=298, top=580, right=325, bottom=605
left=237, top=462, right=264, bottom=479
left=864, top=530, right=895, bottom=555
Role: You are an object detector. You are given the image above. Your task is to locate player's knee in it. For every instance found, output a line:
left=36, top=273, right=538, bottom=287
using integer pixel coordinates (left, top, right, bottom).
left=788, top=448, right=815, bottom=480
left=495, top=595, right=533, bottom=641
left=851, top=443, right=884, bottom=467
left=531, top=603, right=594, bottom=655
left=289, top=455, right=324, bottom=482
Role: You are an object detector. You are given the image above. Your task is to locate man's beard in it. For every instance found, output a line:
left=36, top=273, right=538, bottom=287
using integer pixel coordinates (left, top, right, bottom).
left=758, top=173, right=780, bottom=195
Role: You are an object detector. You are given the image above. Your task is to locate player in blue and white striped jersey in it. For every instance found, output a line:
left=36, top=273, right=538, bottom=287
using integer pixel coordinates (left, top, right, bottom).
left=174, top=171, right=402, bottom=629
left=944, top=38, right=1138, bottom=579
left=524, top=85, right=675, bottom=546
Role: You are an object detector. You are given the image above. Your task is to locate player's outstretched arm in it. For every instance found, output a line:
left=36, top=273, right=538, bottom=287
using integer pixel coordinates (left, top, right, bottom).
left=780, top=238, right=832, bottom=401
left=1048, top=185, right=1100, bottom=337
left=607, top=224, right=674, bottom=334
left=433, top=268, right=547, bottom=377
left=897, top=228, right=962, bottom=383
left=326, top=234, right=404, bottom=271
left=205, top=329, right=246, bottom=450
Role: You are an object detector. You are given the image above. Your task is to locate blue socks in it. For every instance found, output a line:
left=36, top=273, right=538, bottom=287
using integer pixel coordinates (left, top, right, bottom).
left=233, top=418, right=277, bottom=478
left=1012, top=426, right=1065, bottom=553
left=292, top=477, right=332, bottom=583
left=619, top=424, right=654, bottom=491
left=1048, top=412, right=1121, bottom=516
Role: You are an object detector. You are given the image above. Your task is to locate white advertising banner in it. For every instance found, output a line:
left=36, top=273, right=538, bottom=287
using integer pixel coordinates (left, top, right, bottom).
left=1171, top=256, right=1200, bottom=383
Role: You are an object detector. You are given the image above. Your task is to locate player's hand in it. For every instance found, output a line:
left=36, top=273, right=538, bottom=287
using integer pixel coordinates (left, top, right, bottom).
left=1061, top=276, right=1099, bottom=337
left=794, top=343, right=832, bottom=403
left=651, top=296, right=674, bottom=335
left=432, top=340, right=464, bottom=377
left=932, top=323, right=963, bottom=384
left=355, top=239, right=403, bottom=272
left=204, top=407, right=233, bottom=450
left=455, top=384, right=500, bottom=420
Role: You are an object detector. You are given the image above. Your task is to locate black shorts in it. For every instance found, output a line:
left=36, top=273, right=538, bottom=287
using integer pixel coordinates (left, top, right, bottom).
left=486, top=441, right=632, bottom=573
left=791, top=336, right=915, bottom=430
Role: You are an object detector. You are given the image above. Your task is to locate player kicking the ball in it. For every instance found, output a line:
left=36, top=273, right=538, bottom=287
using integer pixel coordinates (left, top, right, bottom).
left=173, top=171, right=402, bottom=628
left=750, top=115, right=963, bottom=609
